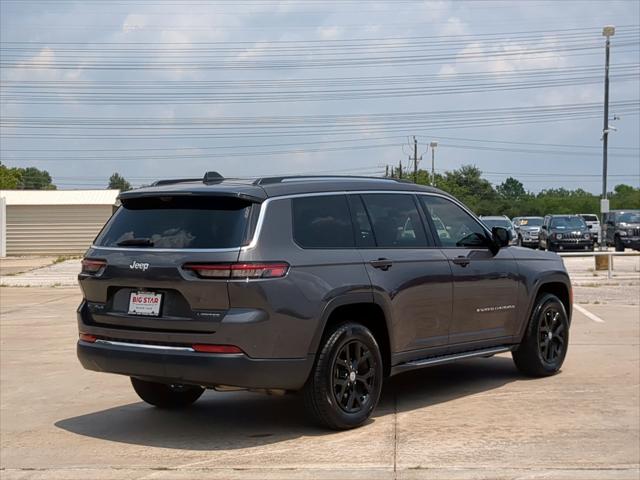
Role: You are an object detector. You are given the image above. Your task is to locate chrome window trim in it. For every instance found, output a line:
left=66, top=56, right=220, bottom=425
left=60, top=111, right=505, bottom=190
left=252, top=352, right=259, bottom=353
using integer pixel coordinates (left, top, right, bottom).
left=90, top=189, right=490, bottom=253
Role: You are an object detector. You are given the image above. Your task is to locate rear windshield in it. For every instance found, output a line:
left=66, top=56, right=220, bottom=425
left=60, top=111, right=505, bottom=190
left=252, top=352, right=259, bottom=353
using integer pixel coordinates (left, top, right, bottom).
left=95, top=196, right=252, bottom=249
left=580, top=214, right=599, bottom=222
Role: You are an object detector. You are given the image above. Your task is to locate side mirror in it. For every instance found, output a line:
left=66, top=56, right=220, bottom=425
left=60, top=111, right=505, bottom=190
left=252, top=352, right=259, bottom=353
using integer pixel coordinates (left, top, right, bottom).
left=541, top=225, right=547, bottom=230
left=491, top=227, right=510, bottom=252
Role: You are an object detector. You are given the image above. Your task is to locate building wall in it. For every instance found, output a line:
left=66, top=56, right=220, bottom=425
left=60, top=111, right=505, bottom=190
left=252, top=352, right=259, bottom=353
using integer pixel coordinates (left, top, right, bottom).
left=6, top=204, right=113, bottom=256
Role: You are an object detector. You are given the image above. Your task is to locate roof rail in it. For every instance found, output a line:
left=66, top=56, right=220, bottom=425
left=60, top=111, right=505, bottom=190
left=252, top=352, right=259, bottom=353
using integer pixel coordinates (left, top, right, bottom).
left=152, top=171, right=224, bottom=187
left=253, top=175, right=405, bottom=186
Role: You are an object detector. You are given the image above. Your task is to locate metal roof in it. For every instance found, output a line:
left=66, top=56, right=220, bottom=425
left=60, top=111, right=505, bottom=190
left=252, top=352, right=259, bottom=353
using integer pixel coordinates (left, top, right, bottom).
left=0, top=190, right=120, bottom=206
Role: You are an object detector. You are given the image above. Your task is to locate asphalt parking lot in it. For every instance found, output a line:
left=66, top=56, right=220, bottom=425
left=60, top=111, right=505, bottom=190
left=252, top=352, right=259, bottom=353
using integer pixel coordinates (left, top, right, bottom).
left=1, top=257, right=639, bottom=480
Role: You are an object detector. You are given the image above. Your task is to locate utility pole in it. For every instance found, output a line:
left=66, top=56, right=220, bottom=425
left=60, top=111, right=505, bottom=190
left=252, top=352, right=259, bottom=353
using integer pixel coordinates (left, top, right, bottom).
left=601, top=25, right=615, bottom=250
left=430, top=141, right=438, bottom=186
left=413, top=136, right=418, bottom=183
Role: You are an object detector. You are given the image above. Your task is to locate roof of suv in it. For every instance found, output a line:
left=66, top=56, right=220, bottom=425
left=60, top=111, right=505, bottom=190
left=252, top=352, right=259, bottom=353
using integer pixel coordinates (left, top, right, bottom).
left=118, top=173, right=445, bottom=202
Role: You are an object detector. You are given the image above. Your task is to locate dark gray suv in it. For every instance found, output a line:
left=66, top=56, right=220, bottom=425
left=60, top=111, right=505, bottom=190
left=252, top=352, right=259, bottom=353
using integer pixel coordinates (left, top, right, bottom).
left=77, top=173, right=572, bottom=429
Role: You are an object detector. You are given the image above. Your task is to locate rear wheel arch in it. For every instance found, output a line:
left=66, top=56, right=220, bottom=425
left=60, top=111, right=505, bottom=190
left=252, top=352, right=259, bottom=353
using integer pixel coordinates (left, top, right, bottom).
left=312, top=299, right=391, bottom=378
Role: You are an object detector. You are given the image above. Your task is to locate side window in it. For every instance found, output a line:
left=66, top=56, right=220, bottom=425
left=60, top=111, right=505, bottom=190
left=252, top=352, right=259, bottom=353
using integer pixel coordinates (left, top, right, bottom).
left=292, top=195, right=354, bottom=248
left=361, top=194, right=428, bottom=248
left=419, top=196, right=488, bottom=248
left=347, top=195, right=376, bottom=247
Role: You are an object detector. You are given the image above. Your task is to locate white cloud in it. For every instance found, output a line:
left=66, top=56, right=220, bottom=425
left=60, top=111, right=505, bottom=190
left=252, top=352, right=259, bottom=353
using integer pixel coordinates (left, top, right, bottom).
left=317, top=26, right=343, bottom=40
left=439, top=16, right=469, bottom=37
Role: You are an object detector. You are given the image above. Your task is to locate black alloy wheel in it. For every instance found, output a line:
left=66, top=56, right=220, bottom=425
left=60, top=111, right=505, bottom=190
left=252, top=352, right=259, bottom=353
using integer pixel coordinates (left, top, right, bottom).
left=537, top=307, right=567, bottom=367
left=332, top=340, right=376, bottom=414
left=512, top=293, right=570, bottom=376
left=303, top=322, right=383, bottom=430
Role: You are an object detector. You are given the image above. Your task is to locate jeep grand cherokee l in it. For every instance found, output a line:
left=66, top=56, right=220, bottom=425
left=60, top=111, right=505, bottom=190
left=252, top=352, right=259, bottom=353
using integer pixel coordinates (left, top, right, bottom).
left=77, top=173, right=572, bottom=430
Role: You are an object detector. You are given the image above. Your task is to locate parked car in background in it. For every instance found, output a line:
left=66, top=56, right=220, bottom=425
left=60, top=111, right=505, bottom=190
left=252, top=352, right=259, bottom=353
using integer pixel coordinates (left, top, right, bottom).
left=578, top=214, right=601, bottom=244
left=512, top=216, right=544, bottom=248
left=603, top=210, right=640, bottom=251
left=539, top=215, right=594, bottom=252
left=479, top=215, right=518, bottom=245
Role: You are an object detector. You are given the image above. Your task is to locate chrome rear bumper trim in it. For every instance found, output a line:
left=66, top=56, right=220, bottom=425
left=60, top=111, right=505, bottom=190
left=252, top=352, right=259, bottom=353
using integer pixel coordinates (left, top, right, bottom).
left=94, top=339, right=195, bottom=352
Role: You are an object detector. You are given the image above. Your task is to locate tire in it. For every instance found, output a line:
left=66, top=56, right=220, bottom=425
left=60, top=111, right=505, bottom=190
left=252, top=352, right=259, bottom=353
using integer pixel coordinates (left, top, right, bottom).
left=512, top=293, right=569, bottom=377
left=303, top=322, right=383, bottom=430
left=131, top=377, right=204, bottom=409
left=517, top=236, right=522, bottom=247
left=615, top=236, right=625, bottom=252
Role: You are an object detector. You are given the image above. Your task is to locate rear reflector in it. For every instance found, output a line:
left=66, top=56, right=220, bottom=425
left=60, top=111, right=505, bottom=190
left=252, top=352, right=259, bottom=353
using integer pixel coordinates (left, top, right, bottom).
left=192, top=344, right=243, bottom=354
left=79, top=333, right=97, bottom=343
left=183, top=262, right=289, bottom=279
left=81, top=258, right=106, bottom=274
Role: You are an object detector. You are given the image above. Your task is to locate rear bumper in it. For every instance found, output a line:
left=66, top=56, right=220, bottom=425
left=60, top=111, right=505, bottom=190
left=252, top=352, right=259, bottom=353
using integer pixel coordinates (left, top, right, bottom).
left=77, top=340, right=313, bottom=390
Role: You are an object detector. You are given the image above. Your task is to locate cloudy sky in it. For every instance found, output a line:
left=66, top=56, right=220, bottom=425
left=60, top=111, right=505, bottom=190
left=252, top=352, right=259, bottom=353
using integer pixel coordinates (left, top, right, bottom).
left=1, top=0, right=639, bottom=192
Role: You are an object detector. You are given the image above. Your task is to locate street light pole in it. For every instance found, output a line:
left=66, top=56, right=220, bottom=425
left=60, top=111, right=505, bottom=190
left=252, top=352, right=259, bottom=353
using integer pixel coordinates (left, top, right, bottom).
left=600, top=25, right=615, bottom=250
left=429, top=141, right=438, bottom=186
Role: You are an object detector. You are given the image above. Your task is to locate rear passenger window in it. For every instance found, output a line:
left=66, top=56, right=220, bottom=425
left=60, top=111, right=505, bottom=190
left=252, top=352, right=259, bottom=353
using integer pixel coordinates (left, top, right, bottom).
left=292, top=195, right=354, bottom=248
left=361, top=194, right=428, bottom=248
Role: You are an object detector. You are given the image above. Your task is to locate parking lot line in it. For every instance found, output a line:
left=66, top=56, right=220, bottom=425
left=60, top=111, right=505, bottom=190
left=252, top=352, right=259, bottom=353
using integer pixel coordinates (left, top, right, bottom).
left=574, top=304, right=605, bottom=323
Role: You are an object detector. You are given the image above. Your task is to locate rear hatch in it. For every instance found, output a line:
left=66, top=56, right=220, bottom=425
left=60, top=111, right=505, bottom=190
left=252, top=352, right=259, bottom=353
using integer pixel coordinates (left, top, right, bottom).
left=79, top=192, right=262, bottom=333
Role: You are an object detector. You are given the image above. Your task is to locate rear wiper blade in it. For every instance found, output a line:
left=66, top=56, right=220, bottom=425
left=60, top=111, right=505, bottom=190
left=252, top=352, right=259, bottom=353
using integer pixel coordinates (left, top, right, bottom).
left=117, top=238, right=154, bottom=247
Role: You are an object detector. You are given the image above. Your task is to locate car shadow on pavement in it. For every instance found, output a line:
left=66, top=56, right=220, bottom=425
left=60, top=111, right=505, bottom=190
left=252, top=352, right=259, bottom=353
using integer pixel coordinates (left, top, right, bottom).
left=55, top=355, right=523, bottom=450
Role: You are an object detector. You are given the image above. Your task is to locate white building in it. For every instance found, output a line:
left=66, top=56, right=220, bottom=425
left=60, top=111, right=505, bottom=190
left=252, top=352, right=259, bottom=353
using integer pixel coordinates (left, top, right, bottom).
left=0, top=190, right=119, bottom=257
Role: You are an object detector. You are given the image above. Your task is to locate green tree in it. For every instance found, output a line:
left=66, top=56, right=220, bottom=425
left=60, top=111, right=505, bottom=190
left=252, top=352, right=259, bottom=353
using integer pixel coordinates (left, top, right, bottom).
left=17, top=167, right=56, bottom=190
left=390, top=163, right=638, bottom=217
left=610, top=184, right=640, bottom=209
left=497, top=177, right=526, bottom=200
left=0, top=162, right=22, bottom=189
left=108, top=172, right=131, bottom=191
left=435, top=165, right=498, bottom=214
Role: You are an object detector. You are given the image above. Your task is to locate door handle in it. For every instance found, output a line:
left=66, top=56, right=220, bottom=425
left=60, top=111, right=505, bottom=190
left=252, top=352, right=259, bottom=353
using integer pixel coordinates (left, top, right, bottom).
left=370, top=258, right=393, bottom=271
left=452, top=256, right=471, bottom=267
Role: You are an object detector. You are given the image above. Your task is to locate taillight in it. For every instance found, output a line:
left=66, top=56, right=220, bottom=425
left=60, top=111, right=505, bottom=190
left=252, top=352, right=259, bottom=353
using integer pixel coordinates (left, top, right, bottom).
left=81, top=258, right=106, bottom=274
left=79, top=333, right=97, bottom=343
left=183, top=262, right=289, bottom=279
left=192, top=344, right=243, bottom=354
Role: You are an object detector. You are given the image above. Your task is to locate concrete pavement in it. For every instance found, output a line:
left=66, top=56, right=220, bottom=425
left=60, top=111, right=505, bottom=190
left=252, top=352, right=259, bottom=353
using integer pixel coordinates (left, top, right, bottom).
left=0, top=287, right=638, bottom=479
left=0, top=257, right=57, bottom=277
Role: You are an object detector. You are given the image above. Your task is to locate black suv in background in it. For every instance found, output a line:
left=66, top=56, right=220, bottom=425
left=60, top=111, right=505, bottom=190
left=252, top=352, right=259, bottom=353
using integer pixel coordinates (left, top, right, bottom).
left=77, top=173, right=572, bottom=429
left=539, top=215, right=594, bottom=252
left=603, top=210, right=640, bottom=251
